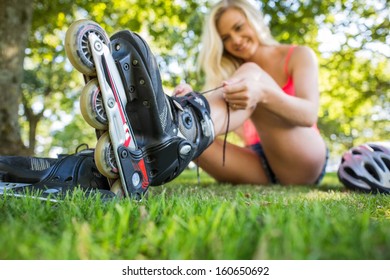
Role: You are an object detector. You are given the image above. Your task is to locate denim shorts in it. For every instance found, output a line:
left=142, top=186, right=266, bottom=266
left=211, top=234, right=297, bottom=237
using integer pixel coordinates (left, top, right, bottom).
left=249, top=143, right=329, bottom=185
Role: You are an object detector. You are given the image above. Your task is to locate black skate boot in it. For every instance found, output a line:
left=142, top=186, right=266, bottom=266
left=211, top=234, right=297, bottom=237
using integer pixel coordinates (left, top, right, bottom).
left=65, top=20, right=214, bottom=199
left=0, top=149, right=114, bottom=201
left=110, top=30, right=215, bottom=186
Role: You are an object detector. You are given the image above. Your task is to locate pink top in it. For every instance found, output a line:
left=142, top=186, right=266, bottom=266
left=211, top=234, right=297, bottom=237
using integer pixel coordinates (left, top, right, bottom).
left=281, top=45, right=296, bottom=96
left=243, top=46, right=317, bottom=146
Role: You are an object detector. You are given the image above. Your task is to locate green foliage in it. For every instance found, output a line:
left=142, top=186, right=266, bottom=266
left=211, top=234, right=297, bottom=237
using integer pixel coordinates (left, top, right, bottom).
left=318, top=0, right=389, bottom=152
left=48, top=112, right=97, bottom=156
left=1, top=171, right=390, bottom=259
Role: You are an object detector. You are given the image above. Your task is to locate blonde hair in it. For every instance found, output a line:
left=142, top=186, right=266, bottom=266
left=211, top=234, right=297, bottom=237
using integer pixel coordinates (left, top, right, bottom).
left=198, top=0, right=278, bottom=89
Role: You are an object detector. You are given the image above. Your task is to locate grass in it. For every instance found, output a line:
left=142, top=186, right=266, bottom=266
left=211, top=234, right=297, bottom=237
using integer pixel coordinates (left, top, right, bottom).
left=1, top=170, right=390, bottom=260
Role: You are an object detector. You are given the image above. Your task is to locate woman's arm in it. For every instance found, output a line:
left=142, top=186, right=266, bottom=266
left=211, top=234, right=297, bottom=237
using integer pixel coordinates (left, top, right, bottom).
left=223, top=46, right=320, bottom=127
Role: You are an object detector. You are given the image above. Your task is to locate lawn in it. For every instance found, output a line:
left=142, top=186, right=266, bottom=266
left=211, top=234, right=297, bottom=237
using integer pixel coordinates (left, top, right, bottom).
left=1, top=170, right=390, bottom=260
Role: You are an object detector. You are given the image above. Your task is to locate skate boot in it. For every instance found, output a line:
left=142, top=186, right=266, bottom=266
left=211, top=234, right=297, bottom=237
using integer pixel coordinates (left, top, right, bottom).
left=65, top=20, right=214, bottom=199
left=0, top=149, right=114, bottom=201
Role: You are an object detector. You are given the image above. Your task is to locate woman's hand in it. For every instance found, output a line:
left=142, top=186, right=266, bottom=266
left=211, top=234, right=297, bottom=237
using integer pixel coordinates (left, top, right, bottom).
left=222, top=62, right=282, bottom=111
left=222, top=67, right=263, bottom=110
left=172, top=83, right=193, bottom=97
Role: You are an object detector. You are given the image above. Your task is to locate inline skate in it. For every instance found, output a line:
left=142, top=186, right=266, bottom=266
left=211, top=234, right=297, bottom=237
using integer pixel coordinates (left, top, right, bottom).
left=0, top=149, right=114, bottom=202
left=64, top=20, right=214, bottom=199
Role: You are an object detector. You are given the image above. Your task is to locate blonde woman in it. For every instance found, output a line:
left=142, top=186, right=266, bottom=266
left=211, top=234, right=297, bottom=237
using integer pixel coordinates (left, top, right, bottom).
left=174, top=0, right=328, bottom=185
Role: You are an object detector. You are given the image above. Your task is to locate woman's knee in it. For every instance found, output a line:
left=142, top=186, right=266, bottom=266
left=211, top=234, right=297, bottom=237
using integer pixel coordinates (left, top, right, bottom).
left=236, top=62, right=264, bottom=75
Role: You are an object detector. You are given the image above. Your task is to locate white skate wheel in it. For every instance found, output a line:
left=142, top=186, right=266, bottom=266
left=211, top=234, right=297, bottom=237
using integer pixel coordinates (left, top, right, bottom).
left=80, top=79, right=108, bottom=130
left=95, top=132, right=119, bottom=179
left=65, top=19, right=110, bottom=76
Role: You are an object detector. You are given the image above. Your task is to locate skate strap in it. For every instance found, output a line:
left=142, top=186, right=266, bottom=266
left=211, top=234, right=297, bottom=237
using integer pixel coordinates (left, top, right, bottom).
left=2, top=155, right=82, bottom=185
left=174, top=91, right=228, bottom=167
left=175, top=91, right=211, bottom=113
left=0, top=152, right=109, bottom=190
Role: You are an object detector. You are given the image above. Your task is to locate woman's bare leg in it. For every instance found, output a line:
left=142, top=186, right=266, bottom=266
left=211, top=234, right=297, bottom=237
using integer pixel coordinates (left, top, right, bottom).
left=198, top=124, right=326, bottom=185
left=197, top=138, right=270, bottom=184
left=197, top=63, right=327, bottom=185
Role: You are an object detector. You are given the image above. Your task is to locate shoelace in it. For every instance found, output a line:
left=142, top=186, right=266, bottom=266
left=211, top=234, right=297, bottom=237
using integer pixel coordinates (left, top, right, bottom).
left=197, top=86, right=231, bottom=184
left=199, top=85, right=230, bottom=167
left=75, top=143, right=89, bottom=153
left=223, top=102, right=230, bottom=166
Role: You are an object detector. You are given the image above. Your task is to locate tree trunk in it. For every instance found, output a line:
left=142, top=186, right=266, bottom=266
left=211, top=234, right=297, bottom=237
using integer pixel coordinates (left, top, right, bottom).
left=0, top=0, right=33, bottom=155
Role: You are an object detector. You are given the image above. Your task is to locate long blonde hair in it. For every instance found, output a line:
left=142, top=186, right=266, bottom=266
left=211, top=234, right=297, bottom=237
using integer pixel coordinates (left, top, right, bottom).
left=198, top=0, right=279, bottom=89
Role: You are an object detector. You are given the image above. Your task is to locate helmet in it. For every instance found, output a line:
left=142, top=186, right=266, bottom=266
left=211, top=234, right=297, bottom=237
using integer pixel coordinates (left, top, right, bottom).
left=337, top=143, right=390, bottom=193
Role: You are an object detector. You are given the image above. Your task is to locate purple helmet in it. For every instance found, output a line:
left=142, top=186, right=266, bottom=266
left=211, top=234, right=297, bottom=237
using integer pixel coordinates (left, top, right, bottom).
left=337, top=143, right=390, bottom=193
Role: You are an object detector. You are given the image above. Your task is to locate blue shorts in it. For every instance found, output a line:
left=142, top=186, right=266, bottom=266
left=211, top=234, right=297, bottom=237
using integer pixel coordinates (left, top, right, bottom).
left=249, top=143, right=329, bottom=185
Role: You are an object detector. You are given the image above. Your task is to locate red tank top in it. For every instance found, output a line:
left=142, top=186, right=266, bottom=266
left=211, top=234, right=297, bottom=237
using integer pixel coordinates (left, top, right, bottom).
left=243, top=46, right=315, bottom=146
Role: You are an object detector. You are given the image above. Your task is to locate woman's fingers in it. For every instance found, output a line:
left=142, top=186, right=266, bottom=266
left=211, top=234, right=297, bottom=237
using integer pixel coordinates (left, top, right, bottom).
left=173, top=83, right=193, bottom=96
left=222, top=78, right=246, bottom=94
left=222, top=77, right=260, bottom=110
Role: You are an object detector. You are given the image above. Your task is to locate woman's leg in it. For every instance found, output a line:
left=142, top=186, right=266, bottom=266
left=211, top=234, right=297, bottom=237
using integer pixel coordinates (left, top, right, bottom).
left=198, top=63, right=327, bottom=185
left=197, top=138, right=270, bottom=184
left=252, top=113, right=327, bottom=185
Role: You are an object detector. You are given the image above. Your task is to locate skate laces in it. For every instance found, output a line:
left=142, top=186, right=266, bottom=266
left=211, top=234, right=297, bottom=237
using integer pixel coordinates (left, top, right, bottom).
left=187, top=85, right=230, bottom=185
left=199, top=85, right=224, bottom=95
left=75, top=143, right=89, bottom=153
left=222, top=102, right=230, bottom=166
left=199, top=85, right=230, bottom=167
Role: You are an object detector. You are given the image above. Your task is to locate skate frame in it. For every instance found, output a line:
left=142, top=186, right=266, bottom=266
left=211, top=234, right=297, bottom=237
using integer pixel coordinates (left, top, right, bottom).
left=88, top=33, right=150, bottom=199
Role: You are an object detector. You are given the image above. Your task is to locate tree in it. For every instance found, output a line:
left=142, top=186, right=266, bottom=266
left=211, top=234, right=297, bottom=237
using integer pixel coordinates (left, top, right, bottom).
left=0, top=0, right=33, bottom=155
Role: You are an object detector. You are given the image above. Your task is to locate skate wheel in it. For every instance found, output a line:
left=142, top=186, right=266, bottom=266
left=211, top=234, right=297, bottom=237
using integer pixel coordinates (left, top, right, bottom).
left=65, top=19, right=110, bottom=76
left=80, top=79, right=108, bottom=130
left=95, top=132, right=119, bottom=179
left=110, top=180, right=125, bottom=198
